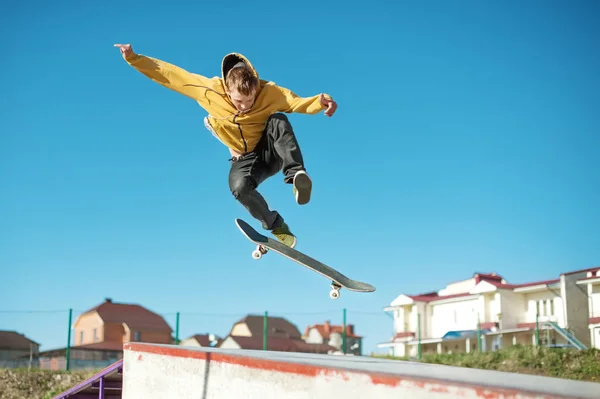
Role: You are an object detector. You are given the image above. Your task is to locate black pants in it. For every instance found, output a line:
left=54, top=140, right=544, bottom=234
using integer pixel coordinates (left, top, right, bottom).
left=229, top=113, right=305, bottom=230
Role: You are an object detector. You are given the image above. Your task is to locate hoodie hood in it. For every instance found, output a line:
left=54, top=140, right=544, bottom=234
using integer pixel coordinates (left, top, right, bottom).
left=221, top=53, right=262, bottom=94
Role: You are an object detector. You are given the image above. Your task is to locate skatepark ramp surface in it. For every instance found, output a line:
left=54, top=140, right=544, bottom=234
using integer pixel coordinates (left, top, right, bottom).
left=121, top=342, right=599, bottom=399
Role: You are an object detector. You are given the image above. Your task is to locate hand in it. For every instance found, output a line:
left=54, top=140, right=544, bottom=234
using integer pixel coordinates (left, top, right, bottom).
left=114, top=43, right=134, bottom=60
left=320, top=94, right=337, bottom=117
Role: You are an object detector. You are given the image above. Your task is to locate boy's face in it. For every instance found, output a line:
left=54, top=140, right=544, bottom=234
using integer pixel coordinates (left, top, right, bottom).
left=228, top=89, right=256, bottom=113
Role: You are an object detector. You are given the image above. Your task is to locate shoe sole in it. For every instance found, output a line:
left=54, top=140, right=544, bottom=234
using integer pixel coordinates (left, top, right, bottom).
left=294, top=173, right=312, bottom=205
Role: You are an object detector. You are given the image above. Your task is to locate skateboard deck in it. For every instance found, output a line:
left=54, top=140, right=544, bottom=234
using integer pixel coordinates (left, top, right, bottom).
left=235, top=218, right=376, bottom=299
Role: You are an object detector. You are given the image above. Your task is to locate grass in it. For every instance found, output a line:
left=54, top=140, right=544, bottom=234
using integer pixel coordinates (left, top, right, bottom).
left=0, top=368, right=98, bottom=399
left=374, top=345, right=600, bottom=382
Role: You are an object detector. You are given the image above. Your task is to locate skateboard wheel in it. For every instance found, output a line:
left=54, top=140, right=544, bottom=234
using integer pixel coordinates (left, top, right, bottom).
left=252, top=250, right=262, bottom=260
left=329, top=288, right=340, bottom=299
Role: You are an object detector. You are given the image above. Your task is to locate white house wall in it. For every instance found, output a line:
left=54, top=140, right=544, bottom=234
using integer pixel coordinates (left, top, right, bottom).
left=304, top=329, right=324, bottom=345
left=589, top=291, right=600, bottom=319
left=179, top=338, right=201, bottom=347
left=522, top=291, right=563, bottom=325
left=430, top=299, right=479, bottom=338
left=393, top=307, right=406, bottom=333
left=486, top=293, right=501, bottom=323
left=219, top=337, right=241, bottom=349
left=590, top=325, right=600, bottom=349
left=498, top=290, right=525, bottom=329
left=231, top=324, right=251, bottom=337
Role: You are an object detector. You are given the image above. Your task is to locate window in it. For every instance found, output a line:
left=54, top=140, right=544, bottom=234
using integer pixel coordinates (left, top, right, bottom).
left=93, top=328, right=98, bottom=342
left=134, top=331, right=141, bottom=342
left=79, top=331, right=84, bottom=344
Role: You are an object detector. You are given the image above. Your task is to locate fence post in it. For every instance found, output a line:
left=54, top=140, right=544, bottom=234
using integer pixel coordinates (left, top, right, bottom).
left=417, top=312, right=422, bottom=360
left=477, top=314, right=482, bottom=351
left=66, top=308, right=72, bottom=371
left=535, top=313, right=539, bottom=346
left=175, top=312, right=180, bottom=345
left=263, top=311, right=268, bottom=350
left=342, top=308, right=347, bottom=354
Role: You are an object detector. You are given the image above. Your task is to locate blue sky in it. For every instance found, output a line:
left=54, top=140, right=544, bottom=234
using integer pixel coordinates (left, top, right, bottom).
left=1, top=0, right=599, bottom=355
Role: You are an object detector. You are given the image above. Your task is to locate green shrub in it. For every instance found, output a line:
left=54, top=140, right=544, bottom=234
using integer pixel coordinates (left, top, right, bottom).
left=373, top=346, right=600, bottom=382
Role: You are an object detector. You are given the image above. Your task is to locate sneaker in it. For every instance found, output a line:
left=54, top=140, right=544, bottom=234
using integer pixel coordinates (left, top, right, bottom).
left=293, top=170, right=312, bottom=205
left=272, top=222, right=297, bottom=248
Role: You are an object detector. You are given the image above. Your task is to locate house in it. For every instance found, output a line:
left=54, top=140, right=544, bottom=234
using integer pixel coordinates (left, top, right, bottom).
left=179, top=334, right=223, bottom=348
left=0, top=331, right=39, bottom=367
left=37, top=298, right=174, bottom=370
left=576, top=267, right=600, bottom=348
left=73, top=298, right=173, bottom=349
left=218, top=314, right=335, bottom=354
left=303, top=320, right=363, bottom=355
left=378, top=267, right=595, bottom=358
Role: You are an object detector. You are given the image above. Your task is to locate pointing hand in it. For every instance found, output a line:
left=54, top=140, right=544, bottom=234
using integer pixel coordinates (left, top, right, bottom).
left=114, top=43, right=134, bottom=60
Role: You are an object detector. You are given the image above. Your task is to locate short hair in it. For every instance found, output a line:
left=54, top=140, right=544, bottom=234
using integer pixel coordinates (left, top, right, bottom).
left=225, top=66, right=259, bottom=95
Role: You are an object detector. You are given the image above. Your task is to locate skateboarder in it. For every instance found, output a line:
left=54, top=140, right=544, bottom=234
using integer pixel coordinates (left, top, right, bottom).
left=114, top=44, right=337, bottom=248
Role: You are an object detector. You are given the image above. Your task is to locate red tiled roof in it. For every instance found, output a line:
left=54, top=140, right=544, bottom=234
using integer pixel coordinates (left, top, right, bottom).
left=0, top=331, right=39, bottom=350
left=589, top=317, right=600, bottom=325
left=409, top=292, right=473, bottom=303
left=401, top=272, right=567, bottom=307
left=474, top=273, right=504, bottom=284
left=82, top=299, right=172, bottom=333
left=478, top=278, right=560, bottom=290
left=303, top=321, right=361, bottom=339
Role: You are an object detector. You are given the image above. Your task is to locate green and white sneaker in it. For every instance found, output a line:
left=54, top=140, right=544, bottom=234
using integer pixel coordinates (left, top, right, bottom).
left=293, top=170, right=312, bottom=205
left=272, top=222, right=297, bottom=248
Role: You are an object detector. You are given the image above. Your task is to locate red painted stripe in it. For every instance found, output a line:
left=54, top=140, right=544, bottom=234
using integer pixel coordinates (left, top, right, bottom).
left=123, top=343, right=565, bottom=399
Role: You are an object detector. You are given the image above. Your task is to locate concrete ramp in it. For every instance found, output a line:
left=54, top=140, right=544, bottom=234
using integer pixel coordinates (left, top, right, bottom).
left=122, top=342, right=599, bottom=399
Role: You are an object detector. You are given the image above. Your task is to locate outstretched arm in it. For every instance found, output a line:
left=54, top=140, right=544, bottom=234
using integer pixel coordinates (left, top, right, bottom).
left=114, top=44, right=214, bottom=101
left=276, top=85, right=338, bottom=117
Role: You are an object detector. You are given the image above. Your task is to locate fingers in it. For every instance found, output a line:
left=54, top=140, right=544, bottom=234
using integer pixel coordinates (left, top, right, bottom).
left=325, top=100, right=337, bottom=117
left=113, top=44, right=131, bottom=52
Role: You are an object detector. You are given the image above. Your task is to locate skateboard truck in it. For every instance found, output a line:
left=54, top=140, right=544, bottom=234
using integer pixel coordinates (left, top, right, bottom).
left=329, top=282, right=342, bottom=299
left=252, top=245, right=269, bottom=260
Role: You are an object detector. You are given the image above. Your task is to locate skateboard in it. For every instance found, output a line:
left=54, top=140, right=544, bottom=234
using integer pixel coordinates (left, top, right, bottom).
left=235, top=218, right=376, bottom=299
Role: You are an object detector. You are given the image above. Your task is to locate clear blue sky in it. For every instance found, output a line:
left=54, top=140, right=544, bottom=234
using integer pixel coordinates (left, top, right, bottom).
left=1, top=0, right=599, bottom=356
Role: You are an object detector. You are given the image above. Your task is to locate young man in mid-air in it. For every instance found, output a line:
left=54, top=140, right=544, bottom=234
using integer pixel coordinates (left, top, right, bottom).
left=114, top=44, right=337, bottom=248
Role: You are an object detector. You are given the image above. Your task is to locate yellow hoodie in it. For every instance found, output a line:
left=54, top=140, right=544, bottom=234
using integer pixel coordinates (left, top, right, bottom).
left=125, top=52, right=330, bottom=154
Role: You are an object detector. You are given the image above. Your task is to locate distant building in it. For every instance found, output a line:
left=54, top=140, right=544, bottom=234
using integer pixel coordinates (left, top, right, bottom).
left=38, top=298, right=174, bottom=370
left=576, top=268, right=600, bottom=348
left=219, top=314, right=335, bottom=354
left=378, top=267, right=597, bottom=357
left=72, top=297, right=173, bottom=348
left=0, top=331, right=39, bottom=367
left=303, top=320, right=363, bottom=355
